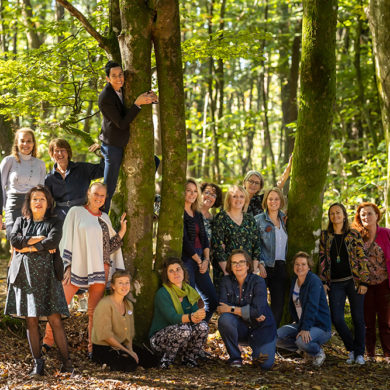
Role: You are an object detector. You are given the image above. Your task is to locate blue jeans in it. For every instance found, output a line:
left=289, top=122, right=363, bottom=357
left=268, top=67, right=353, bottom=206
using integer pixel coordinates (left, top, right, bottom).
left=218, top=313, right=276, bottom=370
left=277, top=323, right=331, bottom=356
left=183, top=250, right=217, bottom=323
left=100, top=142, right=124, bottom=212
left=328, top=279, right=365, bottom=356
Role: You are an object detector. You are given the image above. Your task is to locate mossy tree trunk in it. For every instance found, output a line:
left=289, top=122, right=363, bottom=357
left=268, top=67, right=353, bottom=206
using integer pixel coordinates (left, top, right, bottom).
left=57, top=0, right=187, bottom=341
left=367, top=0, right=390, bottom=226
left=287, top=0, right=338, bottom=265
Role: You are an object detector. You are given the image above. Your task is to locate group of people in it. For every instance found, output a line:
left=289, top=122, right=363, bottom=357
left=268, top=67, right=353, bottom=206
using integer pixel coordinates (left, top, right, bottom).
left=1, top=59, right=389, bottom=376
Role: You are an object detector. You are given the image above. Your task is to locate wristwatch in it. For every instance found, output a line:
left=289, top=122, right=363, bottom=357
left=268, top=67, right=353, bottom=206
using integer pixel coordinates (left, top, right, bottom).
left=230, top=306, right=235, bottom=313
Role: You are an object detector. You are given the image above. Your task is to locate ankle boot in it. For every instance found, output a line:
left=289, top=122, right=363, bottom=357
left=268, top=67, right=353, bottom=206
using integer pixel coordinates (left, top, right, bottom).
left=29, top=358, right=45, bottom=376
left=60, top=358, right=74, bottom=374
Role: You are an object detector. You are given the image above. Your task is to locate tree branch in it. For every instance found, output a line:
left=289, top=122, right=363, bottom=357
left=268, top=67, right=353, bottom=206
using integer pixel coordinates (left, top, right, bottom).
left=55, top=0, right=111, bottom=54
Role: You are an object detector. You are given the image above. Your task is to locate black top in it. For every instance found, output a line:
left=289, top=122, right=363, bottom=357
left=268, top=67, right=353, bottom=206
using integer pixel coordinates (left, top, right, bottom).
left=98, top=83, right=141, bottom=148
left=182, top=210, right=209, bottom=259
left=330, top=233, right=351, bottom=280
left=247, top=194, right=264, bottom=217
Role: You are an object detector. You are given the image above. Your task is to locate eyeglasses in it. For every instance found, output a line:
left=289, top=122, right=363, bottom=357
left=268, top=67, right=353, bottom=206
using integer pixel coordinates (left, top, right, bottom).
left=248, top=179, right=261, bottom=186
left=204, top=191, right=217, bottom=199
left=231, top=260, right=247, bottom=267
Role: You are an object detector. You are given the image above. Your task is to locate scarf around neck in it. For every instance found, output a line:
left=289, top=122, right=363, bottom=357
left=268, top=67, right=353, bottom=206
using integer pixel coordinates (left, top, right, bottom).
left=163, top=282, right=200, bottom=315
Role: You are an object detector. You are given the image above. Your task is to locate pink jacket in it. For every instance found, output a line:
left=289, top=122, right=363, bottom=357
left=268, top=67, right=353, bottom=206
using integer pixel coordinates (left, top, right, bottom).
left=376, top=226, right=390, bottom=287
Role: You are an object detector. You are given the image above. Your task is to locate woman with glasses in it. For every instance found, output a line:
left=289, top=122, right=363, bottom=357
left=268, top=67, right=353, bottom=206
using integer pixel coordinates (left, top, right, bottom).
left=217, top=249, right=276, bottom=369
left=199, top=182, right=222, bottom=241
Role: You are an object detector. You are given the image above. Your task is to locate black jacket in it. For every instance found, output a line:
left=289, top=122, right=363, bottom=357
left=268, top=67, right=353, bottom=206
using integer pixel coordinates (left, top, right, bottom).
left=182, top=210, right=209, bottom=259
left=98, top=83, right=141, bottom=148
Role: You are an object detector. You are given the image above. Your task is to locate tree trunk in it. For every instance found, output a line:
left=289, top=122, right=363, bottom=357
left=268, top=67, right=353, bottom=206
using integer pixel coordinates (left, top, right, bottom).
left=368, top=0, right=390, bottom=226
left=287, top=0, right=338, bottom=264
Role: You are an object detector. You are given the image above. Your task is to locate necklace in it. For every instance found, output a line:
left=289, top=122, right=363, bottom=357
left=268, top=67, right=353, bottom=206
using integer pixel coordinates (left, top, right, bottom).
left=227, top=211, right=243, bottom=225
left=333, top=234, right=345, bottom=263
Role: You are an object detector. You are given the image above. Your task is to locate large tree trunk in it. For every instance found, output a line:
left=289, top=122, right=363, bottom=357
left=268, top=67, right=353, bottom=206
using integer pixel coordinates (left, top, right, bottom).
left=287, top=0, right=338, bottom=263
left=368, top=0, right=390, bottom=226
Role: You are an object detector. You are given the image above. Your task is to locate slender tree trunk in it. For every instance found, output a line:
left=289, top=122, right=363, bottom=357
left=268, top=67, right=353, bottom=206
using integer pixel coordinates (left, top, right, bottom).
left=287, top=0, right=338, bottom=263
left=21, top=0, right=42, bottom=49
left=368, top=0, right=390, bottom=226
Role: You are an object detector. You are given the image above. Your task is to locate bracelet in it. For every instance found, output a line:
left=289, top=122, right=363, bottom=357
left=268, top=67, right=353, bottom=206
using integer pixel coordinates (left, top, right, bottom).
left=188, top=313, right=193, bottom=324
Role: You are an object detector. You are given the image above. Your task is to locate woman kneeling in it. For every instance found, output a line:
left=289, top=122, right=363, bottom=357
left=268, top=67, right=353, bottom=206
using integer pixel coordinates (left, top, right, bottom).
left=218, top=249, right=276, bottom=369
left=277, top=252, right=332, bottom=367
left=149, top=258, right=209, bottom=368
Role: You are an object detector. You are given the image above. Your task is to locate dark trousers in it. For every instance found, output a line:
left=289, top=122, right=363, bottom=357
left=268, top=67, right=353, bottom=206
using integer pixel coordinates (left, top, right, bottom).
left=364, top=279, right=390, bottom=357
left=183, top=250, right=218, bottom=322
left=265, top=260, right=288, bottom=327
left=328, top=278, right=365, bottom=356
left=100, top=142, right=124, bottom=212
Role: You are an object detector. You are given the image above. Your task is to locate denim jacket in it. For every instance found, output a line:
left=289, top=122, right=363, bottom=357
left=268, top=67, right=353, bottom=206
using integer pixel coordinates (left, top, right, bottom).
left=255, top=210, right=287, bottom=267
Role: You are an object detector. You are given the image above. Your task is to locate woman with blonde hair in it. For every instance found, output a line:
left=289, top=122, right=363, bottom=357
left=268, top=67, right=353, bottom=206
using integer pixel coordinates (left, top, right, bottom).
left=212, top=185, right=261, bottom=289
left=182, top=178, right=217, bottom=322
left=1, top=128, right=45, bottom=238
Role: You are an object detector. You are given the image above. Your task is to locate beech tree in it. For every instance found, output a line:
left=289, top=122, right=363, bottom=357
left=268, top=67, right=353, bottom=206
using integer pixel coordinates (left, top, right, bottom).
left=56, top=0, right=187, bottom=340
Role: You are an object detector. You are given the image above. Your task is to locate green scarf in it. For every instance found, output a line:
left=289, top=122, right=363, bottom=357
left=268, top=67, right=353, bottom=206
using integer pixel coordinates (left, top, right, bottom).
left=163, top=282, right=200, bottom=315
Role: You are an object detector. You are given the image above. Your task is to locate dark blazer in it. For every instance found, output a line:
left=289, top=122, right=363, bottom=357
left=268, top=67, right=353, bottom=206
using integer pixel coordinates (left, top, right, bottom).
left=8, top=216, right=63, bottom=284
left=98, top=83, right=141, bottom=148
left=182, top=210, right=209, bottom=259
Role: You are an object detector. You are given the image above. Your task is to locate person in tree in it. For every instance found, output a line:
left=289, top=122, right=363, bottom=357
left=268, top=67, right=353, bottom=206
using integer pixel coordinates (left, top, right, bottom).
left=243, top=154, right=292, bottom=217
left=43, top=182, right=127, bottom=357
left=255, top=187, right=288, bottom=328
left=319, top=202, right=369, bottom=365
left=5, top=185, right=73, bottom=375
left=277, top=252, right=332, bottom=367
left=352, top=202, right=390, bottom=362
left=149, top=257, right=209, bottom=369
left=0, top=128, right=45, bottom=239
left=199, top=182, right=223, bottom=241
left=217, top=249, right=276, bottom=369
left=45, top=138, right=104, bottom=220
left=182, top=178, right=217, bottom=322
left=91, top=270, right=159, bottom=371
left=211, top=185, right=261, bottom=290
left=97, top=60, right=158, bottom=212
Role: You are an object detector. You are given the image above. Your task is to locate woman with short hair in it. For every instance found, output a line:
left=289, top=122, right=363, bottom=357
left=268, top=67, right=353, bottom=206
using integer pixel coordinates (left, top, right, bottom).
left=149, top=257, right=209, bottom=368
left=277, top=252, right=332, bottom=367
left=218, top=249, right=276, bottom=369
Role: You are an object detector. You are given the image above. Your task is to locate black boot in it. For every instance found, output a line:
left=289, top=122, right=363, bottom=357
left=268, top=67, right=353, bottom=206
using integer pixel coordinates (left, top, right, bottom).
left=29, top=358, right=45, bottom=376
left=60, top=359, right=74, bottom=374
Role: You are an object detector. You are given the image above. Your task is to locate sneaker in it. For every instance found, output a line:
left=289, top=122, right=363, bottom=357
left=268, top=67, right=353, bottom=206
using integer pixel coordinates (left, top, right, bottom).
left=355, top=355, right=365, bottom=365
left=313, top=349, right=326, bottom=367
left=78, top=295, right=88, bottom=313
left=346, top=351, right=355, bottom=364
left=182, top=358, right=198, bottom=368
left=160, top=360, right=173, bottom=369
left=229, top=359, right=243, bottom=368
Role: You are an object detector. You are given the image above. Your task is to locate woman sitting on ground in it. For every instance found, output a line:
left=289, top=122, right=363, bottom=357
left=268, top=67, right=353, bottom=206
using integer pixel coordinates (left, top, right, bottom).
left=43, top=182, right=126, bottom=357
left=149, top=257, right=209, bottom=368
left=92, top=270, right=159, bottom=371
left=5, top=185, right=73, bottom=375
left=218, top=249, right=276, bottom=369
left=277, top=252, right=332, bottom=367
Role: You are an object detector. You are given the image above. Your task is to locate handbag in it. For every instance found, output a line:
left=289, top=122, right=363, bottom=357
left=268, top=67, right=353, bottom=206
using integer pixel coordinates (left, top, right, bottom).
left=53, top=250, right=64, bottom=281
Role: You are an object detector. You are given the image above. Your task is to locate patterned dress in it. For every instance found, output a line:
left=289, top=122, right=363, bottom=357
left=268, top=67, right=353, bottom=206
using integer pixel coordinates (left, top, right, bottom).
left=211, top=210, right=261, bottom=287
left=5, top=219, right=69, bottom=320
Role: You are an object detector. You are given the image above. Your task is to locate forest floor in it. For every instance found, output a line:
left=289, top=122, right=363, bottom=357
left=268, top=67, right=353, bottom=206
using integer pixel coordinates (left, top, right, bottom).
left=0, top=260, right=389, bottom=390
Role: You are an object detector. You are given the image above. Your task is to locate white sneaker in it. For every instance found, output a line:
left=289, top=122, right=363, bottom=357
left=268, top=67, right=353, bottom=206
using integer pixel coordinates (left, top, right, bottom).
left=346, top=351, right=355, bottom=364
left=313, top=349, right=326, bottom=367
left=355, top=355, right=365, bottom=365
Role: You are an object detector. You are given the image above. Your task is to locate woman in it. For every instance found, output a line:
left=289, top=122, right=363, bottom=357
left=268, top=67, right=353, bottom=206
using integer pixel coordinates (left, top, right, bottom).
left=218, top=249, right=276, bottom=369
left=255, top=187, right=288, bottom=327
left=92, top=270, right=159, bottom=371
left=182, top=178, right=217, bottom=322
left=0, top=128, right=46, bottom=238
left=319, top=202, right=369, bottom=365
left=43, top=182, right=126, bottom=356
left=243, top=155, right=292, bottom=217
left=45, top=138, right=104, bottom=220
left=277, top=252, right=332, bottom=367
left=211, top=185, right=261, bottom=289
left=149, top=257, right=209, bottom=368
left=352, top=202, right=390, bottom=362
left=200, top=182, right=223, bottom=241
left=5, top=185, right=73, bottom=375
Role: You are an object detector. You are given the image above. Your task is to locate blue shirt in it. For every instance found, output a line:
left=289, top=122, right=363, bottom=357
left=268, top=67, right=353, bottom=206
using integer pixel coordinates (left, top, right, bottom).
left=45, top=160, right=104, bottom=220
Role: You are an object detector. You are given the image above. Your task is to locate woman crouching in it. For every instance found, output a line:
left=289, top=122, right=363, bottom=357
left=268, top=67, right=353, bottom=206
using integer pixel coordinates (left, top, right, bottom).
left=217, top=249, right=276, bottom=369
left=149, top=257, right=209, bottom=368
